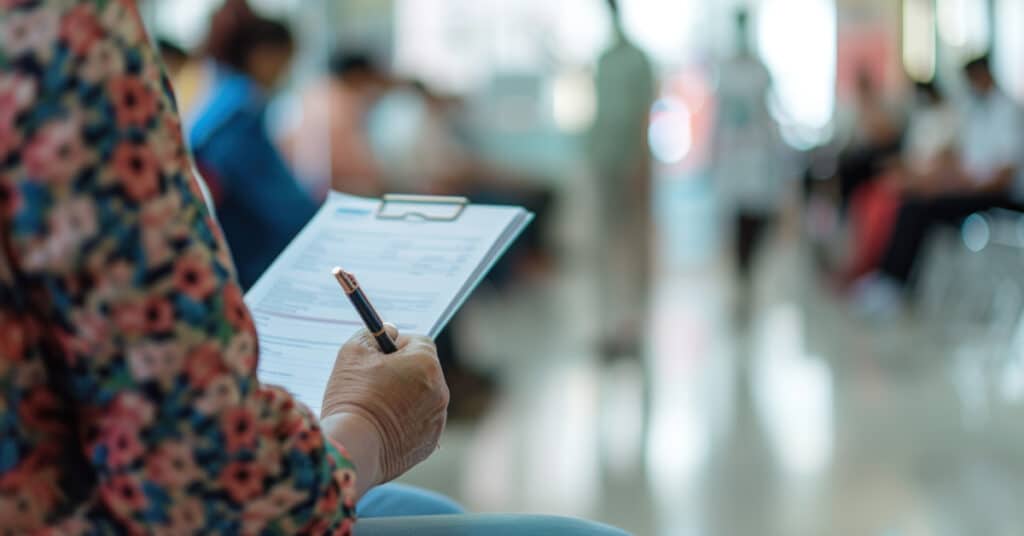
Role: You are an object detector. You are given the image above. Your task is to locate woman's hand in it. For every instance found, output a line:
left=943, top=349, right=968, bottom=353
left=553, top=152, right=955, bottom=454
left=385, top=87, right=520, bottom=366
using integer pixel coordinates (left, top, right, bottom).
left=320, top=326, right=449, bottom=494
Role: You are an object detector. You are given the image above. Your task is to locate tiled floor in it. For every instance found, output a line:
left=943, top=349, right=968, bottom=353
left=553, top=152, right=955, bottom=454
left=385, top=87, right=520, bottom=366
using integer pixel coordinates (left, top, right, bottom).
left=396, top=177, right=1024, bottom=536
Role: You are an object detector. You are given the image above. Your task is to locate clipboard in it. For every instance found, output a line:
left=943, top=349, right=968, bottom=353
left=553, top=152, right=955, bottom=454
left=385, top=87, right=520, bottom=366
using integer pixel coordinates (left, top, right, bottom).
left=372, top=193, right=532, bottom=337
left=245, top=191, right=533, bottom=416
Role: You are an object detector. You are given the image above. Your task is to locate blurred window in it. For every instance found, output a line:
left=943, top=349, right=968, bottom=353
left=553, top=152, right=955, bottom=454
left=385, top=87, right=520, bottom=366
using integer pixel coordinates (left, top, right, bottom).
left=618, top=0, right=696, bottom=68
left=995, top=0, right=1024, bottom=101
left=937, top=0, right=990, bottom=58
left=151, top=0, right=219, bottom=49
left=902, top=0, right=937, bottom=82
left=393, top=0, right=611, bottom=95
left=756, top=0, right=837, bottom=148
left=393, top=0, right=708, bottom=94
left=151, top=0, right=300, bottom=49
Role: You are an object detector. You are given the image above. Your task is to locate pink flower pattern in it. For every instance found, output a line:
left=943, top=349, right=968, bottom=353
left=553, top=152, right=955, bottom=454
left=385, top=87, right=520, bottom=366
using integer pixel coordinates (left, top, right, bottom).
left=0, top=2, right=358, bottom=533
left=23, top=116, right=93, bottom=186
left=0, top=74, right=35, bottom=159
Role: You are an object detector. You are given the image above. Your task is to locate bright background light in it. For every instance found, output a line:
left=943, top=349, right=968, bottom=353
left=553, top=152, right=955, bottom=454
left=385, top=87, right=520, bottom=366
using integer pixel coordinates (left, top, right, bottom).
left=153, top=0, right=300, bottom=49
left=153, top=0, right=219, bottom=48
left=937, top=0, right=990, bottom=57
left=757, top=0, right=837, bottom=148
left=551, top=70, right=598, bottom=133
left=995, top=0, right=1024, bottom=101
left=393, top=0, right=493, bottom=94
left=962, top=214, right=991, bottom=253
left=648, top=97, right=693, bottom=165
left=619, top=0, right=697, bottom=68
left=903, top=0, right=937, bottom=82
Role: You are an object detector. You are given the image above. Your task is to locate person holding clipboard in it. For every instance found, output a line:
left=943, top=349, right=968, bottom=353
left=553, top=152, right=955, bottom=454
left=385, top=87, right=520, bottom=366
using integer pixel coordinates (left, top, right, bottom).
left=0, top=1, right=627, bottom=534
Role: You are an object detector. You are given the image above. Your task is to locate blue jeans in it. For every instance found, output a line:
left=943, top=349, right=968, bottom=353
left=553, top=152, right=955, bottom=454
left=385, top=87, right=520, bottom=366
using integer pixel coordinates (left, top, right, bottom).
left=358, top=483, right=465, bottom=518
left=354, top=514, right=630, bottom=535
left=355, top=484, right=628, bottom=535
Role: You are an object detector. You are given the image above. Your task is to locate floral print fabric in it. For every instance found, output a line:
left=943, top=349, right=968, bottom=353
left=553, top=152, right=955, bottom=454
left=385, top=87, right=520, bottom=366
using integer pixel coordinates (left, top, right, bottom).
left=0, top=1, right=357, bottom=533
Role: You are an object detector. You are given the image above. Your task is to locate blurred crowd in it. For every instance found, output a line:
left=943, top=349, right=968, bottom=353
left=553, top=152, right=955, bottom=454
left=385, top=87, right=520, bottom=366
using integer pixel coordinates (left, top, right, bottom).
left=817, top=55, right=1022, bottom=318
left=707, top=11, right=1023, bottom=325
left=154, top=0, right=1024, bottom=415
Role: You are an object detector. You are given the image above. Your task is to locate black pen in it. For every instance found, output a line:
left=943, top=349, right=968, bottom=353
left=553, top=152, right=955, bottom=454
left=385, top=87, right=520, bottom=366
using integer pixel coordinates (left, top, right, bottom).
left=332, top=267, right=399, bottom=354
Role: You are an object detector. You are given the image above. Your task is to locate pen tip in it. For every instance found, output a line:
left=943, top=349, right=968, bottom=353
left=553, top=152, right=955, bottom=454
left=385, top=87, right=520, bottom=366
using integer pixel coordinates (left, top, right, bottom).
left=333, top=266, right=357, bottom=292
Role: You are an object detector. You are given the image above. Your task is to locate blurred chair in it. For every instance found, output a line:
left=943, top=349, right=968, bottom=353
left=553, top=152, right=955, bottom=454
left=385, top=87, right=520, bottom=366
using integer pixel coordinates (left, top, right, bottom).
left=918, top=210, right=1024, bottom=350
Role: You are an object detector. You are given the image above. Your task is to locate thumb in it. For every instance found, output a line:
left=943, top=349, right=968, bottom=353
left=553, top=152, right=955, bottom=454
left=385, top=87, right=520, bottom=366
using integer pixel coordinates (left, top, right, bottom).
left=349, top=325, right=401, bottom=351
left=382, top=323, right=409, bottom=350
left=349, top=327, right=385, bottom=349
left=352, top=323, right=399, bottom=352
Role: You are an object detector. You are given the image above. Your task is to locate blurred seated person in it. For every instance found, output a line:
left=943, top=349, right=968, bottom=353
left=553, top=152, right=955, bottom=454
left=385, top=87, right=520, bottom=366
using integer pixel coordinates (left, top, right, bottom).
left=837, top=81, right=961, bottom=285
left=0, top=2, right=629, bottom=534
left=189, top=0, right=319, bottom=290
left=368, top=80, right=555, bottom=279
left=282, top=52, right=387, bottom=201
left=901, top=82, right=961, bottom=185
left=368, top=81, right=474, bottom=194
left=836, top=69, right=905, bottom=213
left=854, top=56, right=1024, bottom=315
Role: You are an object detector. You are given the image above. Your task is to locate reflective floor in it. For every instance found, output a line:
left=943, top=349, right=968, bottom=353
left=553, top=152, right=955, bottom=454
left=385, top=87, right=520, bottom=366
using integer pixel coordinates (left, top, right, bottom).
left=396, top=175, right=1024, bottom=536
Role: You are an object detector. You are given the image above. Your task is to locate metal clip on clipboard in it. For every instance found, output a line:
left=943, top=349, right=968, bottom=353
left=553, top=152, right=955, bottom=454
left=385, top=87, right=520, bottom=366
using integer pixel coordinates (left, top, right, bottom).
left=375, top=194, right=470, bottom=222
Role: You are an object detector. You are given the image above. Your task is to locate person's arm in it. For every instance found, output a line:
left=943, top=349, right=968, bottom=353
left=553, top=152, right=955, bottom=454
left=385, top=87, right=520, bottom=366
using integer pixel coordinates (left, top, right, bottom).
left=974, top=165, right=1018, bottom=194
left=2, top=2, right=357, bottom=532
left=971, top=100, right=1022, bottom=195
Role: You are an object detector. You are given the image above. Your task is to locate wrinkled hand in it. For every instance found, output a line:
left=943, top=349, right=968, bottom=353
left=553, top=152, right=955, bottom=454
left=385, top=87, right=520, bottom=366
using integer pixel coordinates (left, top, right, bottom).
left=321, top=326, right=449, bottom=485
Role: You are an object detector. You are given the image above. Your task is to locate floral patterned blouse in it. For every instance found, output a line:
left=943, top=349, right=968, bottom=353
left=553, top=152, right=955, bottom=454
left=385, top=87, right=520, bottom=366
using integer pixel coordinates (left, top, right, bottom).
left=0, top=1, right=358, bottom=534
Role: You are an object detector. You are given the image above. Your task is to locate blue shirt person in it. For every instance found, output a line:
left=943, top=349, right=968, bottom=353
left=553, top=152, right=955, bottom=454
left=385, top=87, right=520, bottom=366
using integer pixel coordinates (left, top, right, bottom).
left=190, top=65, right=318, bottom=289
left=188, top=11, right=317, bottom=289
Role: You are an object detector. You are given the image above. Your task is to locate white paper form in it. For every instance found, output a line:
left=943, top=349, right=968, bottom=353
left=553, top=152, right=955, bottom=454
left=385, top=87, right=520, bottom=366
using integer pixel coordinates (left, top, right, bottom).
left=245, top=192, right=532, bottom=416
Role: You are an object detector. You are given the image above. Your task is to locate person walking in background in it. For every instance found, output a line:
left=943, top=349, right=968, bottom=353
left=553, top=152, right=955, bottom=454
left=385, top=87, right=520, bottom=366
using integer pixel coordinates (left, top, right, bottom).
left=587, top=0, right=656, bottom=359
left=188, top=0, right=319, bottom=290
left=712, top=8, right=789, bottom=326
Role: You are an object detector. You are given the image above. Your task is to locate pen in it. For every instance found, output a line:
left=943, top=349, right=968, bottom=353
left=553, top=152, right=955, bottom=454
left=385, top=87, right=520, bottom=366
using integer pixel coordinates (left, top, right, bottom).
left=332, top=267, right=399, bottom=354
